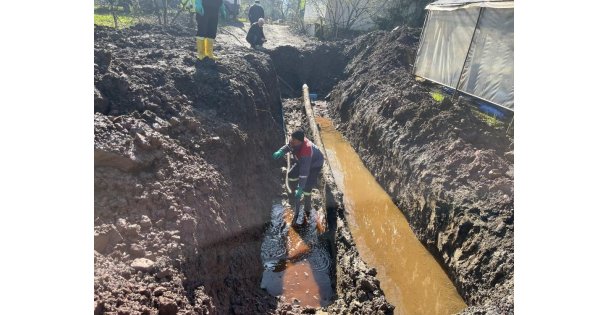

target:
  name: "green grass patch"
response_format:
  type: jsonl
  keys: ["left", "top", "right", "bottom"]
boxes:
{"left": 430, "top": 91, "right": 445, "bottom": 102}
{"left": 472, "top": 109, "right": 505, "bottom": 128}
{"left": 94, "top": 13, "right": 136, "bottom": 28}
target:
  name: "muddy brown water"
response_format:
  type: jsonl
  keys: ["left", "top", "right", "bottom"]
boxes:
{"left": 260, "top": 203, "right": 333, "bottom": 308}
{"left": 317, "top": 116, "right": 467, "bottom": 315}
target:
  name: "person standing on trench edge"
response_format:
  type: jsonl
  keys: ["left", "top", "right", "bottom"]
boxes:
{"left": 272, "top": 129, "right": 325, "bottom": 227}
{"left": 194, "top": 0, "right": 227, "bottom": 61}
{"left": 248, "top": 0, "right": 265, "bottom": 25}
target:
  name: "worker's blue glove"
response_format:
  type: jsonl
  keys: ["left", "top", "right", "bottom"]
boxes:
{"left": 220, "top": 3, "right": 227, "bottom": 19}
{"left": 195, "top": 0, "right": 203, "bottom": 15}
{"left": 272, "top": 149, "right": 285, "bottom": 160}
{"left": 295, "top": 187, "right": 303, "bottom": 199}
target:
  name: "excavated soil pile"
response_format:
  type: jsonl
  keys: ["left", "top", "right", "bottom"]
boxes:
{"left": 328, "top": 27, "right": 514, "bottom": 314}
{"left": 94, "top": 23, "right": 393, "bottom": 315}
{"left": 94, "top": 24, "right": 286, "bottom": 314}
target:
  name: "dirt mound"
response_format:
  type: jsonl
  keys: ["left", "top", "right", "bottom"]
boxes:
{"left": 328, "top": 27, "right": 514, "bottom": 314}
{"left": 94, "top": 24, "right": 285, "bottom": 314}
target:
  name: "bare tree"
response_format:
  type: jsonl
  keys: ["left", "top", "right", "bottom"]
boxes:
{"left": 303, "top": 0, "right": 377, "bottom": 38}
{"left": 371, "top": 0, "right": 431, "bottom": 29}
{"left": 163, "top": 0, "right": 169, "bottom": 25}
{"left": 106, "top": 0, "right": 120, "bottom": 28}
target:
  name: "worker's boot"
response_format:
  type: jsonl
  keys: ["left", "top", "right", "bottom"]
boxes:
{"left": 205, "top": 38, "right": 218, "bottom": 60}
{"left": 303, "top": 194, "right": 312, "bottom": 224}
{"left": 291, "top": 198, "right": 304, "bottom": 228}
{"left": 196, "top": 37, "right": 206, "bottom": 60}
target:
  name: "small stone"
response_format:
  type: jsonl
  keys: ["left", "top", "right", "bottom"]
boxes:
{"left": 156, "top": 269, "right": 173, "bottom": 279}
{"left": 116, "top": 218, "right": 128, "bottom": 232}
{"left": 153, "top": 286, "right": 166, "bottom": 296}
{"left": 129, "top": 244, "right": 146, "bottom": 258}
{"left": 125, "top": 224, "right": 141, "bottom": 238}
{"left": 140, "top": 215, "right": 152, "bottom": 229}
{"left": 488, "top": 169, "right": 502, "bottom": 178}
{"left": 145, "top": 251, "right": 156, "bottom": 260}
{"left": 94, "top": 232, "right": 109, "bottom": 253}
{"left": 158, "top": 296, "right": 178, "bottom": 315}
{"left": 130, "top": 258, "right": 155, "bottom": 272}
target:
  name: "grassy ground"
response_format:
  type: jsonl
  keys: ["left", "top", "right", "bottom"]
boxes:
{"left": 94, "top": 6, "right": 136, "bottom": 28}
{"left": 94, "top": 13, "right": 136, "bottom": 28}
{"left": 472, "top": 109, "right": 507, "bottom": 129}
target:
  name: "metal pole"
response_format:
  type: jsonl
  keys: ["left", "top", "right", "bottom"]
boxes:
{"left": 412, "top": 9, "right": 430, "bottom": 76}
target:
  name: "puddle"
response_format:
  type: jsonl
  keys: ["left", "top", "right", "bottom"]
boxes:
{"left": 260, "top": 203, "right": 333, "bottom": 308}
{"left": 317, "top": 116, "right": 467, "bottom": 315}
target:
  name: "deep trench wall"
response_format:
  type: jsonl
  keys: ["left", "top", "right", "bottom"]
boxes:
{"left": 268, "top": 44, "right": 348, "bottom": 98}
{"left": 94, "top": 24, "right": 285, "bottom": 314}
{"left": 327, "top": 28, "right": 515, "bottom": 314}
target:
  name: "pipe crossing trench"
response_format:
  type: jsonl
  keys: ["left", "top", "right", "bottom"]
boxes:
{"left": 260, "top": 86, "right": 467, "bottom": 314}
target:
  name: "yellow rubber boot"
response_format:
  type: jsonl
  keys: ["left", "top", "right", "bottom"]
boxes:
{"left": 205, "top": 38, "right": 218, "bottom": 60}
{"left": 196, "top": 37, "right": 206, "bottom": 60}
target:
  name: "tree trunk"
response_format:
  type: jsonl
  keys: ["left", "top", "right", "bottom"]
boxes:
{"left": 163, "top": 0, "right": 168, "bottom": 26}
{"left": 154, "top": 0, "right": 162, "bottom": 24}
{"left": 110, "top": 2, "right": 119, "bottom": 28}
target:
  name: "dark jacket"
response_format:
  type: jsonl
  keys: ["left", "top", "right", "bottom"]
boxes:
{"left": 246, "top": 22, "right": 265, "bottom": 46}
{"left": 248, "top": 3, "right": 264, "bottom": 24}
{"left": 203, "top": 0, "right": 223, "bottom": 9}
{"left": 279, "top": 138, "right": 324, "bottom": 189}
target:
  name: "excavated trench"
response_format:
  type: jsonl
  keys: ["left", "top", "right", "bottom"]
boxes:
{"left": 94, "top": 23, "right": 513, "bottom": 315}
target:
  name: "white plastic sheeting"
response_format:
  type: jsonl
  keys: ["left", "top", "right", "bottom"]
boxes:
{"left": 414, "top": 2, "right": 514, "bottom": 110}
{"left": 427, "top": 0, "right": 514, "bottom": 10}
{"left": 414, "top": 8, "right": 480, "bottom": 89}
{"left": 458, "top": 8, "right": 514, "bottom": 109}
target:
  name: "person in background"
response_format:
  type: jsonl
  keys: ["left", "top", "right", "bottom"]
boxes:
{"left": 248, "top": 0, "right": 265, "bottom": 25}
{"left": 246, "top": 18, "right": 267, "bottom": 49}
{"left": 272, "top": 129, "right": 325, "bottom": 227}
{"left": 194, "top": 0, "right": 227, "bottom": 61}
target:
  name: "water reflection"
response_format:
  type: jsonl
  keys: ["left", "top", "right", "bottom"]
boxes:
{"left": 317, "top": 116, "right": 466, "bottom": 315}
{"left": 260, "top": 203, "right": 333, "bottom": 307}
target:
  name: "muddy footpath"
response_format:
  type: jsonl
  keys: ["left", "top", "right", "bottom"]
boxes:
{"left": 95, "top": 22, "right": 513, "bottom": 315}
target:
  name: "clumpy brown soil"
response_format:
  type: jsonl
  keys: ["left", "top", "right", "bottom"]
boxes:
{"left": 95, "top": 20, "right": 514, "bottom": 315}
{"left": 94, "top": 23, "right": 388, "bottom": 315}
{"left": 94, "top": 23, "right": 286, "bottom": 314}
{"left": 327, "top": 27, "right": 514, "bottom": 314}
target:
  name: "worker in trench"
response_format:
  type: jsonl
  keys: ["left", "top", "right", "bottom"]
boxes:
{"left": 272, "top": 129, "right": 325, "bottom": 227}
{"left": 193, "top": 0, "right": 227, "bottom": 61}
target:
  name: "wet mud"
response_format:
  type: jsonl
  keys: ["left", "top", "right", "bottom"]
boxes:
{"left": 94, "top": 21, "right": 513, "bottom": 315}
{"left": 94, "top": 23, "right": 285, "bottom": 314}
{"left": 260, "top": 203, "right": 333, "bottom": 308}
{"left": 327, "top": 27, "right": 514, "bottom": 314}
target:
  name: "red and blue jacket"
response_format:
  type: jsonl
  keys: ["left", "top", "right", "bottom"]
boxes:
{"left": 279, "top": 137, "right": 324, "bottom": 188}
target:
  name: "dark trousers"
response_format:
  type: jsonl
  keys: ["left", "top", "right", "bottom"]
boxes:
{"left": 288, "top": 164, "right": 322, "bottom": 214}
{"left": 196, "top": 6, "right": 220, "bottom": 38}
